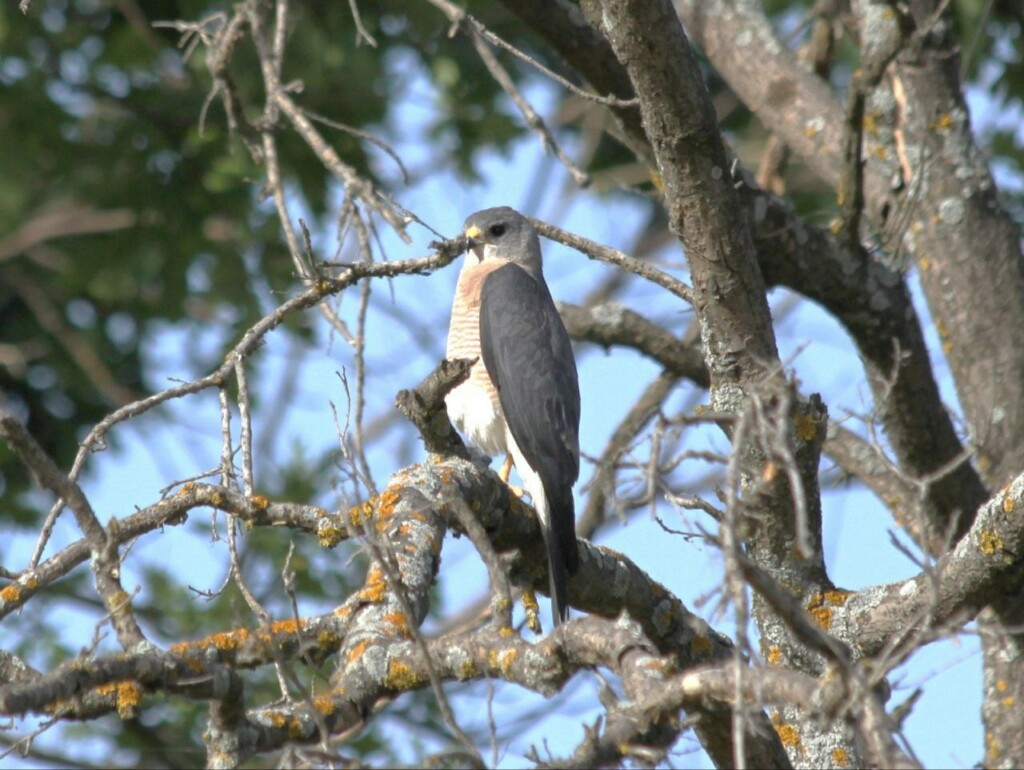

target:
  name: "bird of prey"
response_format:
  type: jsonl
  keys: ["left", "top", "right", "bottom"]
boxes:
{"left": 445, "top": 206, "right": 581, "bottom": 626}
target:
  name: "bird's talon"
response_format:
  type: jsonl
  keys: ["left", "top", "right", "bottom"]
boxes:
{"left": 498, "top": 454, "right": 514, "bottom": 483}
{"left": 522, "top": 587, "right": 543, "bottom": 634}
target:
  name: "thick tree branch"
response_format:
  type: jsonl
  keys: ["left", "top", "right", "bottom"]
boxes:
{"left": 588, "top": 1, "right": 777, "bottom": 387}
{"left": 841, "top": 471, "right": 1024, "bottom": 658}
{"left": 558, "top": 301, "right": 707, "bottom": 387}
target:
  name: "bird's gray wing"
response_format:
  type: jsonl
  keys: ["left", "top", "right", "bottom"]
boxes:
{"left": 479, "top": 262, "right": 580, "bottom": 574}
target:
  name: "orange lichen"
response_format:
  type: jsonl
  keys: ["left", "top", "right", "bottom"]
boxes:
{"left": 250, "top": 494, "right": 270, "bottom": 510}
{"left": 808, "top": 590, "right": 849, "bottom": 609}
{"left": 774, "top": 723, "right": 801, "bottom": 748}
{"left": 832, "top": 747, "right": 851, "bottom": 767}
{"left": 809, "top": 606, "right": 833, "bottom": 630}
{"left": 496, "top": 649, "right": 517, "bottom": 674}
{"left": 806, "top": 592, "right": 842, "bottom": 631}
{"left": 996, "top": 679, "right": 1008, "bottom": 693}
{"left": 457, "top": 659, "right": 477, "bottom": 680}
{"left": 643, "top": 655, "right": 667, "bottom": 671}
{"left": 312, "top": 695, "right": 337, "bottom": 716}
{"left": 1003, "top": 496, "right": 1016, "bottom": 514}
{"left": 766, "top": 646, "right": 783, "bottom": 666}
{"left": 498, "top": 626, "right": 515, "bottom": 638}
{"left": 177, "top": 482, "right": 196, "bottom": 495}
{"left": 794, "top": 413, "right": 818, "bottom": 441}
{"left": 377, "top": 488, "right": 402, "bottom": 522}
{"left": 317, "top": 523, "right": 345, "bottom": 549}
{"left": 986, "top": 730, "right": 1001, "bottom": 759}
{"left": 316, "top": 630, "right": 342, "bottom": 650}
{"left": 979, "top": 530, "right": 1005, "bottom": 555}
{"left": 386, "top": 659, "right": 426, "bottom": 690}
{"left": 96, "top": 680, "right": 143, "bottom": 719}
{"left": 107, "top": 589, "right": 133, "bottom": 615}
{"left": 265, "top": 710, "right": 288, "bottom": 728}
{"left": 346, "top": 500, "right": 374, "bottom": 529}
{"left": 114, "top": 681, "right": 142, "bottom": 718}
{"left": 269, "top": 618, "right": 305, "bottom": 635}
{"left": 169, "top": 641, "right": 206, "bottom": 672}
{"left": 1003, "top": 696, "right": 1015, "bottom": 708}
{"left": 347, "top": 640, "right": 370, "bottom": 665}
{"left": 357, "top": 566, "right": 387, "bottom": 603}
{"left": 0, "top": 584, "right": 21, "bottom": 603}
{"left": 930, "top": 114, "right": 954, "bottom": 131}
{"left": 486, "top": 648, "right": 518, "bottom": 675}
{"left": 383, "top": 612, "right": 411, "bottom": 637}
{"left": 212, "top": 629, "right": 249, "bottom": 651}
{"left": 691, "top": 635, "right": 713, "bottom": 657}
{"left": 824, "top": 590, "right": 851, "bottom": 606}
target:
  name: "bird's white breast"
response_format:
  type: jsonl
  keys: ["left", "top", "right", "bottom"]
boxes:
{"left": 445, "top": 378, "right": 507, "bottom": 456}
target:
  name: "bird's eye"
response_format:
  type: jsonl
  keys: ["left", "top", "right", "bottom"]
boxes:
{"left": 488, "top": 224, "right": 506, "bottom": 238}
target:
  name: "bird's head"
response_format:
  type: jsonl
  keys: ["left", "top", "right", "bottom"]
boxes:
{"left": 463, "top": 206, "right": 543, "bottom": 277}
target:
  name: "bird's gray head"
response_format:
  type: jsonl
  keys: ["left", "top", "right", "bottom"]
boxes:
{"left": 463, "top": 206, "right": 543, "bottom": 277}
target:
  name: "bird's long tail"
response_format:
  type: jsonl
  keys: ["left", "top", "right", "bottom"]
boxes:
{"left": 546, "top": 528, "right": 570, "bottom": 625}
{"left": 538, "top": 486, "right": 579, "bottom": 627}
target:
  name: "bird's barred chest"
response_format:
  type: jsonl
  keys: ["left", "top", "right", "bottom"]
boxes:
{"left": 445, "top": 258, "right": 510, "bottom": 456}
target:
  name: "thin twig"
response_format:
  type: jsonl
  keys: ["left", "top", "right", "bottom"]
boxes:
{"left": 466, "top": 25, "right": 589, "bottom": 186}
{"left": 529, "top": 218, "right": 694, "bottom": 304}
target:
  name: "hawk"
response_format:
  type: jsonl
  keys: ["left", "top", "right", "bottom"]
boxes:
{"left": 445, "top": 206, "right": 581, "bottom": 626}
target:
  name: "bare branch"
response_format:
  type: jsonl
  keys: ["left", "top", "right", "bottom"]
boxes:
{"left": 0, "top": 407, "right": 146, "bottom": 650}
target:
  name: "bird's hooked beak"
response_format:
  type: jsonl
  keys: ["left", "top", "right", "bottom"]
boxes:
{"left": 464, "top": 224, "right": 485, "bottom": 262}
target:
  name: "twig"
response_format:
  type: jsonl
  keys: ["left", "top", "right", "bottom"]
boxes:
{"left": 529, "top": 218, "right": 694, "bottom": 304}
{"left": 0, "top": 408, "right": 146, "bottom": 650}
{"left": 465, "top": 24, "right": 589, "bottom": 186}
{"left": 346, "top": 0, "right": 377, "bottom": 47}
{"left": 425, "top": 0, "right": 638, "bottom": 109}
